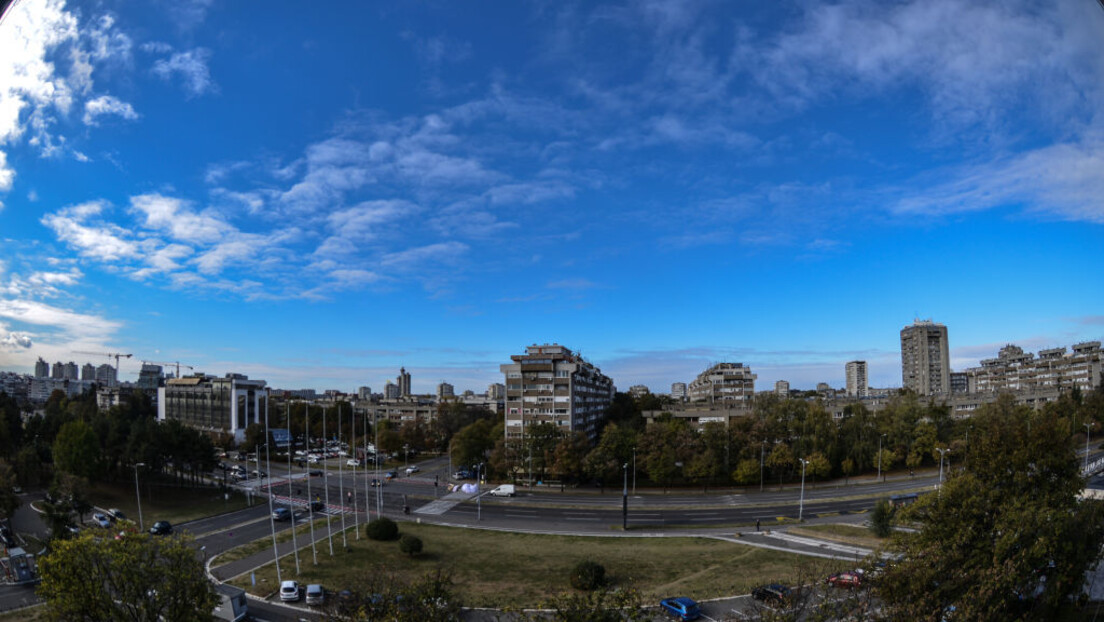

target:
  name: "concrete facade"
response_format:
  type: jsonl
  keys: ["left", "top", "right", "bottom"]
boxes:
{"left": 157, "top": 374, "right": 268, "bottom": 443}
{"left": 901, "top": 319, "right": 951, "bottom": 396}
{"left": 845, "top": 360, "right": 868, "bottom": 398}
{"left": 688, "top": 362, "right": 757, "bottom": 404}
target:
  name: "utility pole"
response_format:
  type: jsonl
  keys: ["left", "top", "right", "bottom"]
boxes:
{"left": 798, "top": 458, "right": 810, "bottom": 522}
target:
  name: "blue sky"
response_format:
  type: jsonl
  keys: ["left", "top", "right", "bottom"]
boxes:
{"left": 0, "top": 0, "right": 1102, "bottom": 394}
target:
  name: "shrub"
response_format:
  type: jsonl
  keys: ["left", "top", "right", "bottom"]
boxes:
{"left": 399, "top": 534, "right": 423, "bottom": 557}
{"left": 569, "top": 560, "right": 606, "bottom": 591}
{"left": 366, "top": 517, "right": 399, "bottom": 541}
{"left": 870, "top": 498, "right": 893, "bottom": 538}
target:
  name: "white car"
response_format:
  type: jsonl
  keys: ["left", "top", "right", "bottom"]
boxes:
{"left": 405, "top": 465, "right": 420, "bottom": 475}
{"left": 346, "top": 458, "right": 361, "bottom": 467}
{"left": 92, "top": 512, "right": 112, "bottom": 528}
{"left": 279, "top": 580, "right": 300, "bottom": 602}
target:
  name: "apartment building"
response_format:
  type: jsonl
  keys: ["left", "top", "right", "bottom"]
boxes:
{"left": 437, "top": 382, "right": 455, "bottom": 399}
{"left": 966, "top": 341, "right": 1103, "bottom": 394}
{"left": 157, "top": 373, "right": 268, "bottom": 442}
{"left": 688, "top": 362, "right": 757, "bottom": 405}
{"left": 501, "top": 343, "right": 615, "bottom": 442}
{"left": 845, "top": 360, "right": 868, "bottom": 398}
{"left": 901, "top": 319, "right": 951, "bottom": 395}
{"left": 775, "top": 380, "right": 790, "bottom": 397}
{"left": 671, "top": 382, "right": 687, "bottom": 401}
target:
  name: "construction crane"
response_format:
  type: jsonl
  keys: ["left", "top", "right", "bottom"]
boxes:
{"left": 73, "top": 351, "right": 133, "bottom": 377}
{"left": 142, "top": 361, "right": 194, "bottom": 379}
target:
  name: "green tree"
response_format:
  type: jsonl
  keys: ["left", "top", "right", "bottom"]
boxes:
{"left": 840, "top": 457, "right": 855, "bottom": 485}
{"left": 879, "top": 395, "right": 1104, "bottom": 620}
{"left": 325, "top": 569, "right": 461, "bottom": 622}
{"left": 869, "top": 498, "right": 893, "bottom": 538}
{"left": 552, "top": 431, "right": 591, "bottom": 487}
{"left": 531, "top": 586, "right": 651, "bottom": 622}
{"left": 804, "top": 451, "right": 830, "bottom": 488}
{"left": 766, "top": 443, "right": 794, "bottom": 488}
{"left": 38, "top": 530, "right": 216, "bottom": 621}
{"left": 732, "top": 458, "right": 760, "bottom": 486}
{"left": 0, "top": 460, "right": 20, "bottom": 521}
{"left": 52, "top": 420, "right": 100, "bottom": 481}
{"left": 399, "top": 534, "right": 423, "bottom": 556}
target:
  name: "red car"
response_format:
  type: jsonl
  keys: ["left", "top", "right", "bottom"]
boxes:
{"left": 827, "top": 571, "right": 863, "bottom": 588}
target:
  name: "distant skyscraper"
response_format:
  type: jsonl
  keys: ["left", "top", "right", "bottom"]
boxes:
{"left": 81, "top": 363, "right": 96, "bottom": 381}
{"left": 95, "top": 364, "right": 117, "bottom": 387}
{"left": 775, "top": 380, "right": 789, "bottom": 397}
{"left": 671, "top": 382, "right": 687, "bottom": 401}
{"left": 384, "top": 380, "right": 400, "bottom": 399}
{"left": 845, "top": 361, "right": 868, "bottom": 398}
{"left": 34, "top": 358, "right": 48, "bottom": 378}
{"left": 900, "top": 319, "right": 951, "bottom": 395}
{"left": 137, "top": 364, "right": 163, "bottom": 392}
{"left": 357, "top": 386, "right": 372, "bottom": 400}
{"left": 62, "top": 361, "right": 78, "bottom": 380}
{"left": 487, "top": 383, "right": 505, "bottom": 399}
{"left": 501, "top": 343, "right": 614, "bottom": 442}
{"left": 397, "top": 367, "right": 411, "bottom": 397}
{"left": 437, "top": 382, "right": 454, "bottom": 398}
{"left": 52, "top": 361, "right": 64, "bottom": 379}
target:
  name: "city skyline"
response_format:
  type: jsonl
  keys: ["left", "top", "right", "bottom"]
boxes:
{"left": 1, "top": 1, "right": 1102, "bottom": 394}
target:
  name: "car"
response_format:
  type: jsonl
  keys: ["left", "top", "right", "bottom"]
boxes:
{"left": 385, "top": 470, "right": 397, "bottom": 480}
{"left": 309, "top": 500, "right": 325, "bottom": 513}
{"left": 827, "top": 571, "right": 863, "bottom": 588}
{"left": 305, "top": 583, "right": 324, "bottom": 606}
{"left": 106, "top": 508, "right": 127, "bottom": 522}
{"left": 490, "top": 484, "right": 516, "bottom": 497}
{"left": 370, "top": 479, "right": 383, "bottom": 487}
{"left": 272, "top": 507, "right": 292, "bottom": 521}
{"left": 309, "top": 469, "right": 324, "bottom": 477}
{"left": 405, "top": 465, "right": 420, "bottom": 475}
{"left": 149, "top": 521, "right": 173, "bottom": 536}
{"left": 659, "top": 597, "right": 702, "bottom": 621}
{"left": 279, "top": 580, "right": 300, "bottom": 602}
{"left": 453, "top": 470, "right": 472, "bottom": 480}
{"left": 92, "top": 512, "right": 112, "bottom": 528}
{"left": 0, "top": 526, "right": 15, "bottom": 547}
{"left": 346, "top": 458, "right": 361, "bottom": 467}
{"left": 752, "top": 583, "right": 792, "bottom": 605}
{"left": 251, "top": 469, "right": 267, "bottom": 478}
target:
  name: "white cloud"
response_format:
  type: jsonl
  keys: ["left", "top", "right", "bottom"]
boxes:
{"left": 0, "top": 298, "right": 120, "bottom": 343}
{"left": 41, "top": 200, "right": 139, "bottom": 262}
{"left": 0, "top": 151, "right": 12, "bottom": 192}
{"left": 0, "top": 331, "right": 32, "bottom": 350}
{"left": 152, "top": 48, "right": 216, "bottom": 97}
{"left": 380, "top": 242, "right": 468, "bottom": 272}
{"left": 82, "top": 94, "right": 138, "bottom": 125}
{"left": 130, "top": 193, "right": 232, "bottom": 243}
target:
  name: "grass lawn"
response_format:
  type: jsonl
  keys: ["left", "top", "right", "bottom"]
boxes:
{"left": 228, "top": 523, "right": 828, "bottom": 608}
{"left": 787, "top": 524, "right": 886, "bottom": 550}
{"left": 0, "top": 605, "right": 45, "bottom": 621}
{"left": 88, "top": 481, "right": 251, "bottom": 526}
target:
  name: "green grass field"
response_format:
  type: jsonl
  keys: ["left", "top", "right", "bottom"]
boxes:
{"left": 226, "top": 523, "right": 834, "bottom": 608}
{"left": 88, "top": 481, "right": 252, "bottom": 526}
{"left": 787, "top": 523, "right": 886, "bottom": 550}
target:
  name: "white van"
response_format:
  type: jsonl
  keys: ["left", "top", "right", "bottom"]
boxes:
{"left": 489, "top": 484, "right": 516, "bottom": 497}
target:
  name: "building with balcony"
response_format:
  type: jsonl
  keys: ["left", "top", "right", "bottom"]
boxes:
{"left": 671, "top": 382, "right": 687, "bottom": 401}
{"left": 775, "top": 380, "right": 790, "bottom": 397}
{"left": 901, "top": 319, "right": 951, "bottom": 395}
{"left": 965, "top": 341, "right": 1102, "bottom": 395}
{"left": 157, "top": 373, "right": 268, "bottom": 443}
{"left": 688, "top": 362, "right": 757, "bottom": 405}
{"left": 501, "top": 343, "right": 615, "bottom": 443}
{"left": 845, "top": 360, "right": 868, "bottom": 398}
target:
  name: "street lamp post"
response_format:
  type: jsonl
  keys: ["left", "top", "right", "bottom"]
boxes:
{"left": 632, "top": 446, "right": 637, "bottom": 495}
{"left": 1085, "top": 423, "right": 1093, "bottom": 472}
{"left": 877, "top": 433, "right": 886, "bottom": 483}
{"left": 936, "top": 447, "right": 950, "bottom": 494}
{"left": 798, "top": 458, "right": 810, "bottom": 522}
{"left": 476, "top": 463, "right": 484, "bottom": 521}
{"left": 622, "top": 462, "right": 628, "bottom": 530}
{"left": 133, "top": 462, "right": 146, "bottom": 531}
{"left": 759, "top": 441, "right": 765, "bottom": 493}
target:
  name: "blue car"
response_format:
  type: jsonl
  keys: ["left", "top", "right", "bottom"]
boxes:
{"left": 660, "top": 597, "right": 701, "bottom": 621}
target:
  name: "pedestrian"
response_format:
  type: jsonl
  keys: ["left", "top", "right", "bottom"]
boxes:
{"left": 756, "top": 519, "right": 760, "bottom": 532}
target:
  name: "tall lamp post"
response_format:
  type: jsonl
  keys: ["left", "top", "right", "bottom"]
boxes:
{"left": 936, "top": 447, "right": 950, "bottom": 494}
{"left": 798, "top": 458, "right": 810, "bottom": 522}
{"left": 476, "top": 463, "right": 485, "bottom": 521}
{"left": 632, "top": 446, "right": 637, "bottom": 495}
{"left": 759, "top": 441, "right": 765, "bottom": 493}
{"left": 877, "top": 433, "right": 886, "bottom": 483}
{"left": 622, "top": 462, "right": 629, "bottom": 530}
{"left": 133, "top": 462, "right": 146, "bottom": 531}
{"left": 1085, "top": 423, "right": 1093, "bottom": 472}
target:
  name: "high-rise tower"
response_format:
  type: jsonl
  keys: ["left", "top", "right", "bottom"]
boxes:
{"left": 900, "top": 319, "right": 951, "bottom": 395}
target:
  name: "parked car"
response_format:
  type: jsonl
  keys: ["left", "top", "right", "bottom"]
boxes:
{"left": 272, "top": 507, "right": 292, "bottom": 522}
{"left": 346, "top": 458, "right": 361, "bottom": 467}
{"left": 370, "top": 479, "right": 383, "bottom": 487}
{"left": 659, "top": 597, "right": 702, "bottom": 621}
{"left": 149, "top": 521, "right": 173, "bottom": 536}
{"left": 279, "top": 580, "right": 300, "bottom": 602}
{"left": 106, "top": 508, "right": 127, "bottom": 522}
{"left": 309, "top": 469, "right": 324, "bottom": 477}
{"left": 752, "top": 584, "right": 792, "bottom": 605}
{"left": 405, "top": 465, "right": 420, "bottom": 475}
{"left": 251, "top": 469, "right": 266, "bottom": 478}
{"left": 92, "top": 512, "right": 112, "bottom": 528}
{"left": 827, "top": 571, "right": 863, "bottom": 588}
{"left": 305, "top": 583, "right": 324, "bottom": 606}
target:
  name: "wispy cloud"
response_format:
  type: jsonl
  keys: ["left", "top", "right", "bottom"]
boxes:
{"left": 82, "top": 95, "right": 139, "bottom": 125}
{"left": 152, "top": 48, "right": 216, "bottom": 97}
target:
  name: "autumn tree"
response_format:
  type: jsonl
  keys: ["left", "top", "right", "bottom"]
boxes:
{"left": 38, "top": 530, "right": 216, "bottom": 621}
{"left": 878, "top": 395, "right": 1104, "bottom": 620}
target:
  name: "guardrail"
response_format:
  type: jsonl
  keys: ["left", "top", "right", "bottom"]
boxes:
{"left": 1081, "top": 456, "right": 1104, "bottom": 478}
